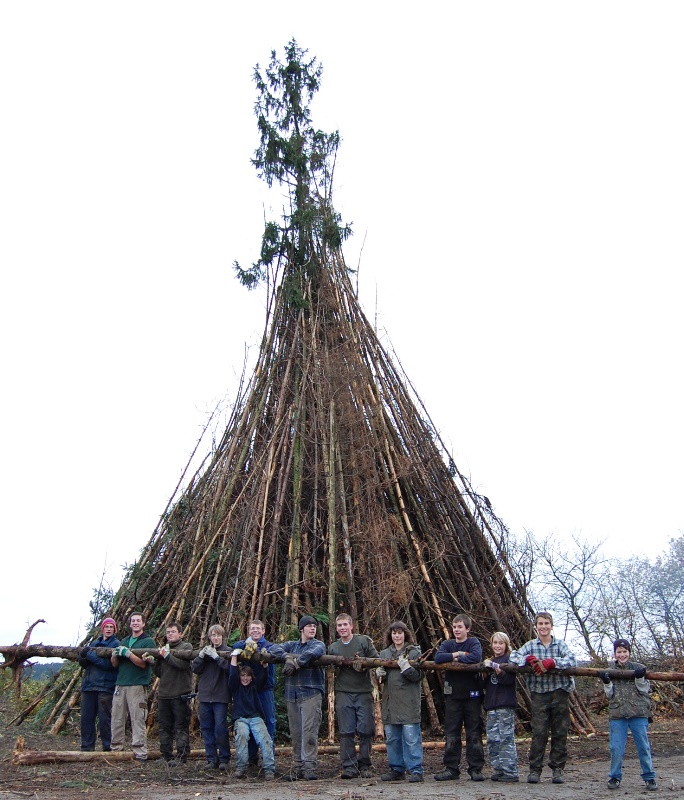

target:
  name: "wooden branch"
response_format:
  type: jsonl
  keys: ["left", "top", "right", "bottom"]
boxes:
{"left": 4, "top": 644, "right": 684, "bottom": 682}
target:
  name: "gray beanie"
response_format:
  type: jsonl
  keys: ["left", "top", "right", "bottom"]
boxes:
{"left": 298, "top": 615, "right": 317, "bottom": 630}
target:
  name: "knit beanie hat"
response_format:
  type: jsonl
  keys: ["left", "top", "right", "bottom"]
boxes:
{"left": 613, "top": 638, "right": 631, "bottom": 653}
{"left": 298, "top": 615, "right": 317, "bottom": 630}
{"left": 101, "top": 617, "right": 117, "bottom": 632}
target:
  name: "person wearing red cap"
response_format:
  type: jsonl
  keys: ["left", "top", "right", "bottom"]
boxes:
{"left": 78, "top": 618, "right": 120, "bottom": 751}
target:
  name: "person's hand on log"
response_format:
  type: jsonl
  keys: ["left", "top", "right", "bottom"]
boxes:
{"left": 243, "top": 637, "right": 258, "bottom": 660}
{"left": 282, "top": 653, "right": 300, "bottom": 676}
{"left": 352, "top": 656, "right": 364, "bottom": 672}
{"left": 231, "top": 648, "right": 244, "bottom": 657}
{"left": 141, "top": 653, "right": 155, "bottom": 664}
{"left": 116, "top": 645, "right": 131, "bottom": 659}
{"left": 598, "top": 671, "right": 612, "bottom": 684}
{"left": 633, "top": 666, "right": 647, "bottom": 679}
{"left": 258, "top": 647, "right": 271, "bottom": 660}
{"left": 375, "top": 666, "right": 386, "bottom": 682}
{"left": 397, "top": 654, "right": 411, "bottom": 673}
{"left": 525, "top": 654, "right": 539, "bottom": 669}
{"left": 205, "top": 645, "right": 220, "bottom": 661}
{"left": 159, "top": 645, "right": 171, "bottom": 660}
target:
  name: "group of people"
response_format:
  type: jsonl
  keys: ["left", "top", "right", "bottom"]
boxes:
{"left": 78, "top": 610, "right": 658, "bottom": 790}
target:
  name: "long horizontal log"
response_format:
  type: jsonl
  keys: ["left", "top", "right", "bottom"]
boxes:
{"left": 2, "top": 643, "right": 683, "bottom": 682}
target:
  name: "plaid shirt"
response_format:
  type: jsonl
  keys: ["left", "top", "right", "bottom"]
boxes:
{"left": 268, "top": 637, "right": 326, "bottom": 702}
{"left": 509, "top": 635, "right": 576, "bottom": 694}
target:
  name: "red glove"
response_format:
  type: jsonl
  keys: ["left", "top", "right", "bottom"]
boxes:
{"left": 532, "top": 660, "right": 546, "bottom": 675}
{"left": 541, "top": 658, "right": 555, "bottom": 671}
{"left": 525, "top": 655, "right": 539, "bottom": 666}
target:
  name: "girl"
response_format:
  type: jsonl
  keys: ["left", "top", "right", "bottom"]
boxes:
{"left": 483, "top": 631, "right": 519, "bottom": 782}
{"left": 376, "top": 621, "right": 424, "bottom": 782}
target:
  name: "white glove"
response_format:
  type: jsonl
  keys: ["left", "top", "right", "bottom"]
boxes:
{"left": 160, "top": 645, "right": 171, "bottom": 659}
{"left": 231, "top": 648, "right": 244, "bottom": 657}
{"left": 141, "top": 652, "right": 155, "bottom": 664}
{"left": 375, "top": 666, "right": 387, "bottom": 680}
{"left": 198, "top": 645, "right": 209, "bottom": 658}
{"left": 483, "top": 659, "right": 493, "bottom": 669}
{"left": 205, "top": 645, "right": 219, "bottom": 661}
{"left": 397, "top": 654, "right": 411, "bottom": 673}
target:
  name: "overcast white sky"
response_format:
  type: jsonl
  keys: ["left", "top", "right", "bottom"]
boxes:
{"left": 1, "top": 2, "right": 682, "bottom": 649}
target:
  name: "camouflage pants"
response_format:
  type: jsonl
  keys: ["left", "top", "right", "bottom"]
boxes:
{"left": 486, "top": 708, "right": 519, "bottom": 777}
{"left": 528, "top": 689, "right": 570, "bottom": 773}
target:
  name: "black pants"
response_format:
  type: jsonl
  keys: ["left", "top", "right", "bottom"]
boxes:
{"left": 81, "top": 690, "right": 113, "bottom": 751}
{"left": 158, "top": 696, "right": 191, "bottom": 762}
{"left": 443, "top": 696, "right": 485, "bottom": 774}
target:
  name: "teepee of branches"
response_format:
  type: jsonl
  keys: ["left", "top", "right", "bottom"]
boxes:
{"left": 42, "top": 41, "right": 591, "bottom": 734}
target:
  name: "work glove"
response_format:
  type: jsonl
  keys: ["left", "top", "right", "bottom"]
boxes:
{"left": 598, "top": 671, "right": 612, "bottom": 684}
{"left": 141, "top": 653, "right": 155, "bottom": 664}
{"left": 159, "top": 645, "right": 171, "bottom": 660}
{"left": 116, "top": 645, "right": 130, "bottom": 658}
{"left": 258, "top": 647, "right": 271, "bottom": 660}
{"left": 243, "top": 637, "right": 258, "bottom": 660}
{"left": 483, "top": 659, "right": 494, "bottom": 669}
{"left": 541, "top": 658, "right": 555, "bottom": 671}
{"left": 531, "top": 660, "right": 547, "bottom": 675}
{"left": 282, "top": 653, "right": 300, "bottom": 676}
{"left": 525, "top": 654, "right": 539, "bottom": 667}
{"left": 231, "top": 648, "right": 244, "bottom": 657}
{"left": 397, "top": 654, "right": 411, "bottom": 673}
{"left": 633, "top": 666, "right": 647, "bottom": 679}
{"left": 375, "top": 666, "right": 386, "bottom": 681}
{"left": 372, "top": 685, "right": 380, "bottom": 703}
{"left": 205, "top": 645, "right": 219, "bottom": 661}
{"left": 352, "top": 657, "right": 364, "bottom": 672}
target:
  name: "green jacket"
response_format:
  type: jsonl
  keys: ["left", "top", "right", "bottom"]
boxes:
{"left": 115, "top": 632, "right": 156, "bottom": 686}
{"left": 379, "top": 644, "right": 422, "bottom": 725}
{"left": 154, "top": 639, "right": 194, "bottom": 698}
{"left": 604, "top": 660, "right": 651, "bottom": 719}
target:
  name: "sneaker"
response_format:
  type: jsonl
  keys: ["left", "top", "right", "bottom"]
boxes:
{"left": 527, "top": 772, "right": 540, "bottom": 783}
{"left": 203, "top": 761, "right": 218, "bottom": 770}
{"left": 498, "top": 774, "right": 520, "bottom": 782}
{"left": 264, "top": 772, "right": 275, "bottom": 781}
{"left": 552, "top": 768, "right": 565, "bottom": 784}
{"left": 381, "top": 770, "right": 405, "bottom": 781}
{"left": 646, "top": 779, "right": 658, "bottom": 791}
{"left": 341, "top": 767, "right": 358, "bottom": 779}
{"left": 408, "top": 773, "right": 424, "bottom": 782}
{"left": 469, "top": 770, "right": 485, "bottom": 782}
{"left": 218, "top": 762, "right": 229, "bottom": 772}
{"left": 434, "top": 769, "right": 459, "bottom": 781}
{"left": 607, "top": 778, "right": 621, "bottom": 789}
{"left": 359, "top": 767, "right": 373, "bottom": 778}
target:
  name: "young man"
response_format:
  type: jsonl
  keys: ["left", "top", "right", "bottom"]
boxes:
{"left": 110, "top": 612, "right": 156, "bottom": 760}
{"left": 232, "top": 619, "right": 275, "bottom": 768}
{"left": 269, "top": 615, "right": 326, "bottom": 781}
{"left": 153, "top": 621, "right": 193, "bottom": 765}
{"left": 78, "top": 617, "right": 120, "bottom": 752}
{"left": 433, "top": 614, "right": 485, "bottom": 781}
{"left": 228, "top": 651, "right": 275, "bottom": 780}
{"left": 601, "top": 638, "right": 657, "bottom": 791}
{"left": 328, "top": 612, "right": 379, "bottom": 778}
{"left": 509, "top": 611, "right": 576, "bottom": 784}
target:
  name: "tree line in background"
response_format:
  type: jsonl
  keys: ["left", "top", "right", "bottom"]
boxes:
{"left": 510, "top": 531, "right": 684, "bottom": 664}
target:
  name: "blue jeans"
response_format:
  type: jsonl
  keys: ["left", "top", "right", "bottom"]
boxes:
{"left": 609, "top": 717, "right": 655, "bottom": 781}
{"left": 199, "top": 701, "right": 230, "bottom": 764}
{"left": 384, "top": 723, "right": 423, "bottom": 775}
{"left": 248, "top": 690, "right": 275, "bottom": 763}
{"left": 235, "top": 717, "right": 275, "bottom": 773}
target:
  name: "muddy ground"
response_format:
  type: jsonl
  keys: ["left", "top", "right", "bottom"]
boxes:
{"left": 4, "top": 722, "right": 684, "bottom": 800}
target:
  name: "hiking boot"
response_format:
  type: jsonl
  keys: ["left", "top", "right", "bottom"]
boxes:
{"left": 381, "top": 770, "right": 405, "bottom": 781}
{"left": 552, "top": 767, "right": 565, "bottom": 784}
{"left": 607, "top": 778, "right": 621, "bottom": 789}
{"left": 434, "top": 769, "right": 459, "bottom": 781}
{"left": 264, "top": 771, "right": 275, "bottom": 781}
{"left": 302, "top": 771, "right": 318, "bottom": 780}
{"left": 341, "top": 767, "right": 358, "bottom": 779}
{"left": 203, "top": 761, "right": 218, "bottom": 770}
{"left": 498, "top": 774, "right": 519, "bottom": 782}
{"left": 646, "top": 779, "right": 658, "bottom": 791}
{"left": 527, "top": 772, "right": 540, "bottom": 783}
{"left": 469, "top": 770, "right": 485, "bottom": 782}
{"left": 234, "top": 766, "right": 248, "bottom": 778}
{"left": 218, "top": 761, "right": 229, "bottom": 772}
{"left": 359, "top": 767, "right": 373, "bottom": 778}
{"left": 283, "top": 769, "right": 303, "bottom": 782}
{"left": 408, "top": 773, "right": 424, "bottom": 782}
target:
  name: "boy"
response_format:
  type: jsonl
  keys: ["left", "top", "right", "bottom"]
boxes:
{"left": 232, "top": 619, "right": 275, "bottom": 768}
{"left": 601, "top": 638, "right": 656, "bottom": 791}
{"left": 78, "top": 617, "right": 119, "bottom": 752}
{"left": 509, "top": 611, "right": 576, "bottom": 784}
{"left": 110, "top": 612, "right": 156, "bottom": 760}
{"left": 269, "top": 615, "right": 326, "bottom": 780}
{"left": 153, "top": 621, "right": 193, "bottom": 764}
{"left": 229, "top": 649, "right": 275, "bottom": 780}
{"left": 433, "top": 613, "right": 485, "bottom": 781}
{"left": 191, "top": 624, "right": 232, "bottom": 770}
{"left": 328, "top": 612, "right": 379, "bottom": 778}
